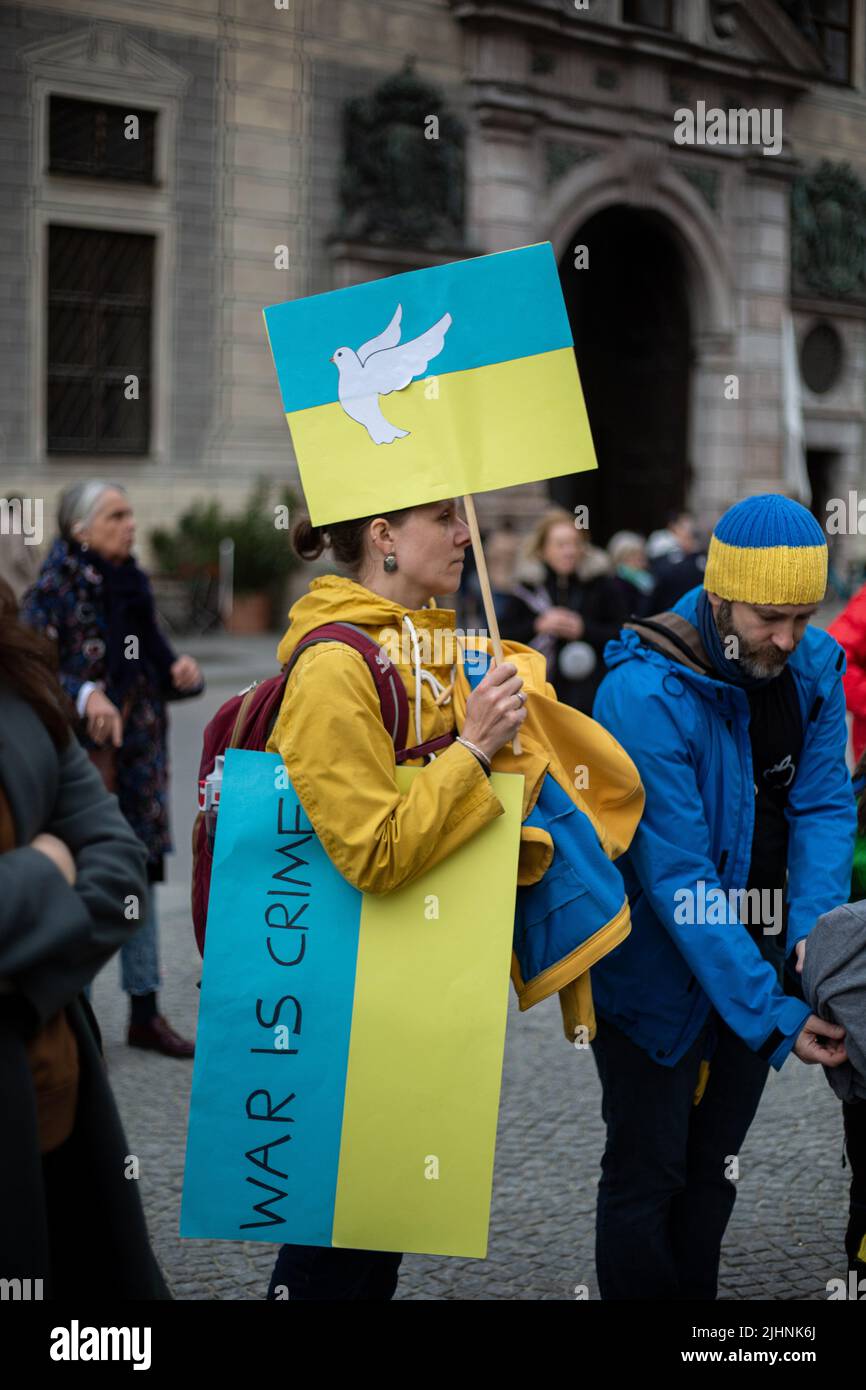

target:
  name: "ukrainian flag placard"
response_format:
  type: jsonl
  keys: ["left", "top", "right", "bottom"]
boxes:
{"left": 263, "top": 242, "right": 597, "bottom": 524}
{"left": 180, "top": 749, "right": 523, "bottom": 1257}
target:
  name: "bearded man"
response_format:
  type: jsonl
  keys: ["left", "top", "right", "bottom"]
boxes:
{"left": 589, "top": 493, "right": 856, "bottom": 1301}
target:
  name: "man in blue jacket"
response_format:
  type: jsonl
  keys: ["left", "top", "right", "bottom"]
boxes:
{"left": 591, "top": 493, "right": 854, "bottom": 1300}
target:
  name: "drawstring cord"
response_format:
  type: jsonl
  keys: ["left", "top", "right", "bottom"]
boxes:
{"left": 401, "top": 613, "right": 456, "bottom": 762}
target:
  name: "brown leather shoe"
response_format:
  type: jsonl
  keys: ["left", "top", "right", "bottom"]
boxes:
{"left": 128, "top": 1015, "right": 195, "bottom": 1058}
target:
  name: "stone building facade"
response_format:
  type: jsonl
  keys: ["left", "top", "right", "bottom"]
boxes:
{"left": 1, "top": 0, "right": 865, "bottom": 559}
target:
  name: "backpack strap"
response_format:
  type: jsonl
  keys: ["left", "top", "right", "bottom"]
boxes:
{"left": 283, "top": 622, "right": 456, "bottom": 762}
{"left": 623, "top": 611, "right": 716, "bottom": 677}
{"left": 229, "top": 683, "right": 262, "bottom": 748}
{"left": 396, "top": 730, "right": 456, "bottom": 763}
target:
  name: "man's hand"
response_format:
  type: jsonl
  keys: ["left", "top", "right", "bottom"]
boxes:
{"left": 171, "top": 655, "right": 202, "bottom": 692}
{"left": 85, "top": 689, "right": 123, "bottom": 747}
{"left": 31, "top": 833, "right": 76, "bottom": 887}
{"left": 793, "top": 1013, "right": 847, "bottom": 1067}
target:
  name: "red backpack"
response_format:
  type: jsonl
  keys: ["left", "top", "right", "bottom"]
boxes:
{"left": 191, "top": 621, "right": 456, "bottom": 956}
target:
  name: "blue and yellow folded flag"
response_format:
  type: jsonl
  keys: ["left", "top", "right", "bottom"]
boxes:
{"left": 263, "top": 242, "right": 597, "bottom": 525}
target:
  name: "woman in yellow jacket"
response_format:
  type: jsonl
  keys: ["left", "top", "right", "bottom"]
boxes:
{"left": 264, "top": 496, "right": 527, "bottom": 1301}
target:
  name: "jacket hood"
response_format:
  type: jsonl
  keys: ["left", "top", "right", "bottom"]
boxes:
{"left": 276, "top": 574, "right": 460, "bottom": 667}
{"left": 602, "top": 582, "right": 844, "bottom": 697}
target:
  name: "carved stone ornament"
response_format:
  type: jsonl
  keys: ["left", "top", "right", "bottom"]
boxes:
{"left": 338, "top": 59, "right": 466, "bottom": 250}
{"left": 681, "top": 166, "right": 720, "bottom": 211}
{"left": 544, "top": 141, "right": 596, "bottom": 188}
{"left": 791, "top": 161, "right": 866, "bottom": 302}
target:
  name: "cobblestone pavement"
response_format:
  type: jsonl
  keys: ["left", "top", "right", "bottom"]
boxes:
{"left": 88, "top": 633, "right": 853, "bottom": 1301}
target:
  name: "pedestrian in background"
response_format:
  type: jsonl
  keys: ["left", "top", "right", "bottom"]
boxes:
{"left": 802, "top": 897, "right": 866, "bottom": 1287}
{"left": 499, "top": 507, "right": 628, "bottom": 713}
{"left": 0, "top": 578, "right": 169, "bottom": 1299}
{"left": 607, "top": 530, "right": 655, "bottom": 619}
{"left": 21, "top": 481, "right": 202, "bottom": 1059}
{"left": 484, "top": 518, "right": 521, "bottom": 623}
{"left": 457, "top": 519, "right": 521, "bottom": 628}
{"left": 0, "top": 492, "right": 43, "bottom": 601}
{"left": 828, "top": 582, "right": 866, "bottom": 763}
{"left": 835, "top": 754, "right": 866, "bottom": 1282}
{"left": 646, "top": 508, "right": 707, "bottom": 611}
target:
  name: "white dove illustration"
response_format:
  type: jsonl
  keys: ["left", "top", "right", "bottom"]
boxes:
{"left": 329, "top": 304, "right": 452, "bottom": 445}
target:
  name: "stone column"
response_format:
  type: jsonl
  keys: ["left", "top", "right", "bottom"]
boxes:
{"left": 728, "top": 160, "right": 796, "bottom": 499}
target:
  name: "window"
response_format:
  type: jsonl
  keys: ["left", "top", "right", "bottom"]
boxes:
{"left": 47, "top": 225, "right": 153, "bottom": 455}
{"left": 622, "top": 0, "right": 673, "bottom": 30}
{"left": 775, "top": 1, "right": 852, "bottom": 82}
{"left": 800, "top": 322, "right": 845, "bottom": 394}
{"left": 49, "top": 95, "right": 157, "bottom": 183}
{"left": 811, "top": 0, "right": 852, "bottom": 81}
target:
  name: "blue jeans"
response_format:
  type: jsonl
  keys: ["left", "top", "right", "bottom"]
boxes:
{"left": 590, "top": 1011, "right": 771, "bottom": 1300}
{"left": 120, "top": 885, "right": 161, "bottom": 997}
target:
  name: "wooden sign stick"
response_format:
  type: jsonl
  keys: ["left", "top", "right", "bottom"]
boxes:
{"left": 462, "top": 493, "right": 523, "bottom": 756}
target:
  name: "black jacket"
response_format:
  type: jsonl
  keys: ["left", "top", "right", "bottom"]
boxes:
{"left": 500, "top": 562, "right": 629, "bottom": 713}
{"left": 649, "top": 549, "right": 706, "bottom": 612}
{"left": 0, "top": 684, "right": 170, "bottom": 1298}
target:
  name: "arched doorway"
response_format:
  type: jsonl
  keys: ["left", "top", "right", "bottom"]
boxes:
{"left": 550, "top": 206, "right": 692, "bottom": 545}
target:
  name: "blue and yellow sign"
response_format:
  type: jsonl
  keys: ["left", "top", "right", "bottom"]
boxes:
{"left": 181, "top": 749, "right": 523, "bottom": 1257}
{"left": 263, "top": 243, "right": 597, "bottom": 524}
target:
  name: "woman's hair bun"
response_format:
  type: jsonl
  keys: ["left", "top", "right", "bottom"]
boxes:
{"left": 291, "top": 515, "right": 327, "bottom": 561}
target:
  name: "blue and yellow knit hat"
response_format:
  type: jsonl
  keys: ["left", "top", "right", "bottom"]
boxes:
{"left": 703, "top": 494, "right": 827, "bottom": 605}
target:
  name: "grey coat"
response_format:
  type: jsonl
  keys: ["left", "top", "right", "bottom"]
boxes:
{"left": 0, "top": 682, "right": 170, "bottom": 1297}
{"left": 802, "top": 901, "right": 866, "bottom": 1103}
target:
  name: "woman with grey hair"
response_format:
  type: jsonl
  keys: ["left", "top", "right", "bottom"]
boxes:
{"left": 606, "top": 530, "right": 656, "bottom": 619}
{"left": 20, "top": 480, "right": 203, "bottom": 1058}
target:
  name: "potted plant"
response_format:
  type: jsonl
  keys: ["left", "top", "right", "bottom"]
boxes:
{"left": 223, "top": 481, "right": 298, "bottom": 633}
{"left": 149, "top": 481, "right": 299, "bottom": 634}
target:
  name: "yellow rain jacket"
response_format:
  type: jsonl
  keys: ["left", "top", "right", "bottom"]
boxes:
{"left": 267, "top": 575, "right": 504, "bottom": 895}
{"left": 267, "top": 574, "right": 644, "bottom": 1039}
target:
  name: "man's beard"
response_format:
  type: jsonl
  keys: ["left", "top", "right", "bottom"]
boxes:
{"left": 714, "top": 600, "right": 789, "bottom": 679}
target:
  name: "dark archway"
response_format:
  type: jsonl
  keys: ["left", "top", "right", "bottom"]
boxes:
{"left": 550, "top": 206, "right": 692, "bottom": 545}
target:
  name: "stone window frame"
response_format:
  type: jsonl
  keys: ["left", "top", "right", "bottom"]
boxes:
{"left": 21, "top": 24, "right": 189, "bottom": 472}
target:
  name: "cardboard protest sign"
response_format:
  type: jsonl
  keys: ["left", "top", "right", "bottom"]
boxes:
{"left": 263, "top": 242, "right": 597, "bottom": 525}
{"left": 180, "top": 749, "right": 523, "bottom": 1258}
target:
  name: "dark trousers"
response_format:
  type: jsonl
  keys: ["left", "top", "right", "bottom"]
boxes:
{"left": 267, "top": 1244, "right": 402, "bottom": 1301}
{"left": 590, "top": 1012, "right": 771, "bottom": 1300}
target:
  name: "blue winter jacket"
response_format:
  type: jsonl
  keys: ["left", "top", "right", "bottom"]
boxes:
{"left": 591, "top": 585, "right": 857, "bottom": 1071}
